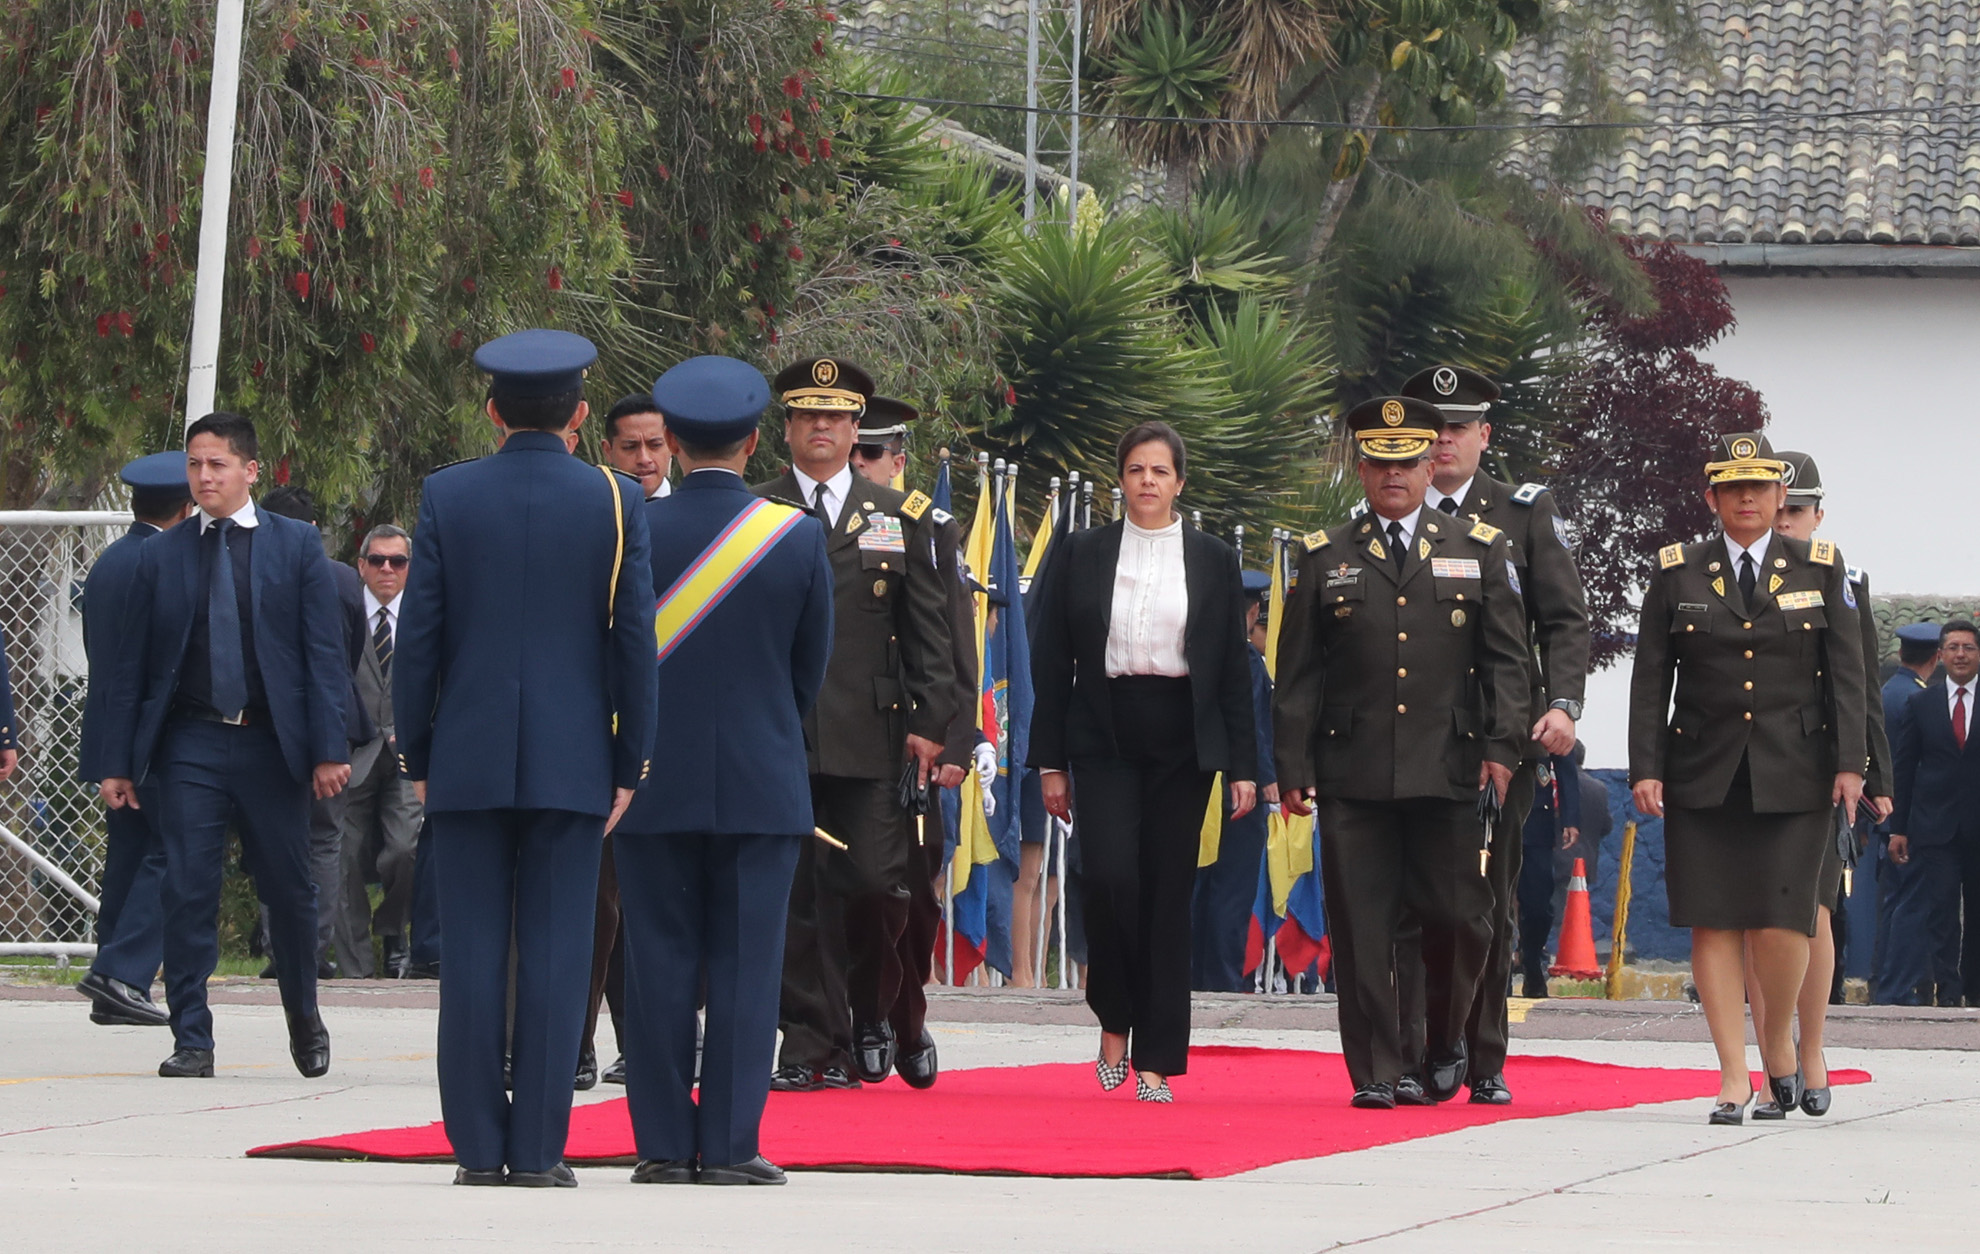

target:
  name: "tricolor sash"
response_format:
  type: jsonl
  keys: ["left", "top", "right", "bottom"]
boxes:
{"left": 653, "top": 499, "right": 805, "bottom": 663}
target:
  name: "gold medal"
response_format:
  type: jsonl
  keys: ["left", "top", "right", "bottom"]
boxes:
{"left": 1451, "top": 608, "right": 1467, "bottom": 627}
{"left": 872, "top": 579, "right": 888, "bottom": 596}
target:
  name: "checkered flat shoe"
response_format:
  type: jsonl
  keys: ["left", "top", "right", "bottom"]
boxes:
{"left": 1095, "top": 1052, "right": 1129, "bottom": 1092}
{"left": 1135, "top": 1074, "right": 1173, "bottom": 1103}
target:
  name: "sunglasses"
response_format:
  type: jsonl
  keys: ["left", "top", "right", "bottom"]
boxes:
{"left": 853, "top": 443, "right": 898, "bottom": 461}
{"left": 362, "top": 554, "right": 410, "bottom": 569}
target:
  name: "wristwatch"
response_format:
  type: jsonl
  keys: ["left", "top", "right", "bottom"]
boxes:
{"left": 1549, "top": 698, "right": 1583, "bottom": 721}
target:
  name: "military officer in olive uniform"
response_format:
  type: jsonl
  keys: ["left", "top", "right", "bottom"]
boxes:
{"left": 1275, "top": 396, "right": 1530, "bottom": 1109}
{"left": 1628, "top": 432, "right": 1865, "bottom": 1124}
{"left": 1389, "top": 365, "right": 1591, "bottom": 1105}
{"left": 758, "top": 360, "right": 956, "bottom": 1092}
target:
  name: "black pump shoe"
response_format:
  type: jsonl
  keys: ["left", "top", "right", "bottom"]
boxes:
{"left": 1767, "top": 1070, "right": 1804, "bottom": 1112}
{"left": 1800, "top": 1085, "right": 1832, "bottom": 1116}
{"left": 1708, "top": 1093, "right": 1753, "bottom": 1126}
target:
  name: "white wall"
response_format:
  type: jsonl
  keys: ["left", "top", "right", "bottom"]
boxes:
{"left": 1578, "top": 272, "right": 1980, "bottom": 769}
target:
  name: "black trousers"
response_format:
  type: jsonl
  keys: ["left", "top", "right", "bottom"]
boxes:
{"left": 1319, "top": 795, "right": 1495, "bottom": 1092}
{"left": 888, "top": 816, "right": 945, "bottom": 1045}
{"left": 1395, "top": 765, "right": 1532, "bottom": 1079}
{"left": 778, "top": 775, "right": 911, "bottom": 1071}
{"left": 1070, "top": 677, "right": 1213, "bottom": 1077}
{"left": 582, "top": 839, "right": 627, "bottom": 1058}
{"left": 1962, "top": 834, "right": 1980, "bottom": 1007}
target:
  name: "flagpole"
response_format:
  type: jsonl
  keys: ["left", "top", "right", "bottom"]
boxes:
{"left": 184, "top": 0, "right": 250, "bottom": 427}
{"left": 945, "top": 858, "right": 956, "bottom": 985}
{"left": 1080, "top": 478, "right": 1093, "bottom": 528}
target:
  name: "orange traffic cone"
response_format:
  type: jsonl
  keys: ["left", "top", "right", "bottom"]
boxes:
{"left": 1549, "top": 858, "right": 1602, "bottom": 979}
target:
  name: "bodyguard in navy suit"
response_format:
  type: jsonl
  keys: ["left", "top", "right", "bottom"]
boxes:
{"left": 74, "top": 453, "right": 192, "bottom": 1028}
{"left": 97, "top": 414, "right": 352, "bottom": 1079}
{"left": 1888, "top": 620, "right": 1980, "bottom": 1006}
{"left": 394, "top": 330, "right": 658, "bottom": 1188}
{"left": 614, "top": 356, "right": 830, "bottom": 1187}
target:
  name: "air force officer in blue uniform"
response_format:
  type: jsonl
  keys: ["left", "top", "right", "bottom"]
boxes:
{"left": 74, "top": 453, "right": 193, "bottom": 1028}
{"left": 98, "top": 414, "right": 352, "bottom": 1080}
{"left": 614, "top": 356, "right": 832, "bottom": 1187}
{"left": 394, "top": 330, "right": 658, "bottom": 1188}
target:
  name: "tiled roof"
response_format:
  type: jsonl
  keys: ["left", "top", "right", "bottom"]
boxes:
{"left": 1503, "top": 2, "right": 1980, "bottom": 246}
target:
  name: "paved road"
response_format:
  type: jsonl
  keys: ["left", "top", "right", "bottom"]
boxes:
{"left": 3, "top": 985, "right": 1976, "bottom": 1252}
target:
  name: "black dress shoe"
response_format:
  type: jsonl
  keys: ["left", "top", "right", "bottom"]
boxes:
{"left": 402, "top": 960, "right": 441, "bottom": 980}
{"left": 317, "top": 959, "right": 339, "bottom": 981}
{"left": 77, "top": 971, "right": 169, "bottom": 1026}
{"left": 1351, "top": 1082, "right": 1397, "bottom": 1110}
{"left": 698, "top": 1155, "right": 786, "bottom": 1186}
{"left": 506, "top": 1163, "right": 578, "bottom": 1188}
{"left": 288, "top": 1010, "right": 331, "bottom": 1078}
{"left": 159, "top": 1047, "right": 215, "bottom": 1078}
{"left": 1708, "top": 1094, "right": 1752, "bottom": 1125}
{"left": 380, "top": 935, "right": 410, "bottom": 980}
{"left": 816, "top": 1065, "right": 862, "bottom": 1090}
{"left": 574, "top": 1044, "right": 598, "bottom": 1091}
{"left": 1767, "top": 1070, "right": 1804, "bottom": 1112}
{"left": 770, "top": 1064, "right": 821, "bottom": 1092}
{"left": 602, "top": 1055, "right": 627, "bottom": 1085}
{"left": 454, "top": 1167, "right": 506, "bottom": 1186}
{"left": 630, "top": 1159, "right": 696, "bottom": 1184}
{"left": 1469, "top": 1074, "right": 1513, "bottom": 1105}
{"left": 852, "top": 1021, "right": 896, "bottom": 1084}
{"left": 259, "top": 961, "right": 278, "bottom": 980}
{"left": 1800, "top": 1085, "right": 1832, "bottom": 1117}
{"left": 1394, "top": 1074, "right": 1432, "bottom": 1106}
{"left": 1425, "top": 1045, "right": 1468, "bottom": 1103}
{"left": 1520, "top": 971, "right": 1549, "bottom": 1000}
{"left": 1752, "top": 1098, "right": 1787, "bottom": 1121}
{"left": 895, "top": 1029, "right": 938, "bottom": 1089}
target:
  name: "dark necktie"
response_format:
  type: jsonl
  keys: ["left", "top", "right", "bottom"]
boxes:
{"left": 1438, "top": 497, "right": 1459, "bottom": 515}
{"left": 373, "top": 606, "right": 393, "bottom": 677}
{"left": 1738, "top": 551, "right": 1757, "bottom": 606}
{"left": 1956, "top": 687, "right": 1969, "bottom": 752}
{"left": 208, "top": 519, "right": 248, "bottom": 720}
{"left": 1387, "top": 520, "right": 1406, "bottom": 575}
{"left": 811, "top": 481, "right": 831, "bottom": 525}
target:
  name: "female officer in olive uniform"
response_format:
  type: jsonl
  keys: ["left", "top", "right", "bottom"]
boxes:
{"left": 1628, "top": 432, "right": 1866, "bottom": 1125}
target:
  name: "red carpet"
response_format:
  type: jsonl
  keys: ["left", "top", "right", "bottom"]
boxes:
{"left": 248, "top": 1048, "right": 1870, "bottom": 1180}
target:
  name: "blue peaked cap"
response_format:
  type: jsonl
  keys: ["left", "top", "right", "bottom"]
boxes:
{"left": 651, "top": 355, "right": 770, "bottom": 444}
{"left": 473, "top": 329, "right": 597, "bottom": 398}
{"left": 121, "top": 451, "right": 192, "bottom": 494}
{"left": 1896, "top": 622, "right": 1942, "bottom": 644}
{"left": 1242, "top": 569, "right": 1272, "bottom": 597}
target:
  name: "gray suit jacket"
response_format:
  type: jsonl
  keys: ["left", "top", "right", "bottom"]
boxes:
{"left": 351, "top": 596, "right": 395, "bottom": 781}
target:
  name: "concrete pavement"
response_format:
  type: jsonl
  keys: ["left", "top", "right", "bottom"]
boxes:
{"left": 2, "top": 984, "right": 1976, "bottom": 1252}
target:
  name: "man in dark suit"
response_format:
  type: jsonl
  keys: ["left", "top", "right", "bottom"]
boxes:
{"left": 394, "top": 330, "right": 658, "bottom": 1188}
{"left": 1275, "top": 396, "right": 1530, "bottom": 1108}
{"left": 259, "top": 485, "right": 375, "bottom": 979}
{"left": 97, "top": 412, "right": 352, "bottom": 1079}
{"left": 1875, "top": 622, "right": 1941, "bottom": 1002}
{"left": 1887, "top": 620, "right": 1980, "bottom": 1006}
{"left": 73, "top": 453, "right": 192, "bottom": 1027}
{"left": 614, "top": 356, "right": 832, "bottom": 1187}
{"left": 757, "top": 359, "right": 954, "bottom": 1092}
{"left": 337, "top": 523, "right": 422, "bottom": 979}
{"left": 1396, "top": 365, "right": 1590, "bottom": 1105}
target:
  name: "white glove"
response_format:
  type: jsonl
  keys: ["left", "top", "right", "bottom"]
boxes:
{"left": 973, "top": 741, "right": 998, "bottom": 817}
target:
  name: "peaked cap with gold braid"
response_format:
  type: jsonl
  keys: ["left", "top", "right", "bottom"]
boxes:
{"left": 1343, "top": 395, "right": 1441, "bottom": 461}
{"left": 1704, "top": 430, "right": 1788, "bottom": 485}
{"left": 773, "top": 357, "right": 874, "bottom": 416}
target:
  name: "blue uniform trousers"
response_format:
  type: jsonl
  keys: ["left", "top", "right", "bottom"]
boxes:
{"left": 1874, "top": 842, "right": 1964, "bottom": 1005}
{"left": 1190, "top": 807, "right": 1267, "bottom": 992}
{"left": 408, "top": 818, "right": 442, "bottom": 968}
{"left": 618, "top": 832, "right": 800, "bottom": 1167}
{"left": 90, "top": 797, "right": 167, "bottom": 990}
{"left": 1516, "top": 798, "right": 1560, "bottom": 975}
{"left": 430, "top": 809, "right": 601, "bottom": 1173}
{"left": 154, "top": 719, "right": 316, "bottom": 1051}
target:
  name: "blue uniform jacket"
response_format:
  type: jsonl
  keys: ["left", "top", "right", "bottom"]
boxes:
{"left": 1247, "top": 645, "right": 1276, "bottom": 790}
{"left": 1877, "top": 670, "right": 1930, "bottom": 839}
{"left": 616, "top": 469, "right": 832, "bottom": 837}
{"left": 1890, "top": 680, "right": 1980, "bottom": 848}
{"left": 394, "top": 430, "right": 658, "bottom": 815}
{"left": 98, "top": 511, "right": 349, "bottom": 785}
{"left": 77, "top": 521, "right": 161, "bottom": 781}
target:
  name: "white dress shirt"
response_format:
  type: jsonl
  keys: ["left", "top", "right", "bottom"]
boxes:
{"left": 1723, "top": 529, "right": 1772, "bottom": 579}
{"left": 1948, "top": 676, "right": 1976, "bottom": 738}
{"left": 1371, "top": 505, "right": 1424, "bottom": 556}
{"left": 363, "top": 587, "right": 402, "bottom": 651}
{"left": 197, "top": 498, "right": 259, "bottom": 533}
{"left": 1426, "top": 478, "right": 1474, "bottom": 515}
{"left": 792, "top": 464, "right": 854, "bottom": 526}
{"left": 1105, "top": 516, "right": 1189, "bottom": 678}
{"left": 648, "top": 478, "right": 673, "bottom": 501}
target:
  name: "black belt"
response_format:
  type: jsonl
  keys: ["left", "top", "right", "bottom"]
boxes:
{"left": 172, "top": 701, "right": 266, "bottom": 727}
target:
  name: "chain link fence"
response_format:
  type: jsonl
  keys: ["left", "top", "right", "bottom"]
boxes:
{"left": 0, "top": 511, "right": 131, "bottom": 957}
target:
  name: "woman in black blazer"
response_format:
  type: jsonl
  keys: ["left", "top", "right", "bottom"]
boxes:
{"left": 1028, "top": 422, "right": 1257, "bottom": 1101}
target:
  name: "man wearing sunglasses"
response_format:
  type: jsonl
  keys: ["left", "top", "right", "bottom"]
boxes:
{"left": 336, "top": 525, "right": 424, "bottom": 979}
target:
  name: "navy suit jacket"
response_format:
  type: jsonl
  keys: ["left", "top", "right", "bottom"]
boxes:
{"left": 617, "top": 469, "right": 832, "bottom": 837}
{"left": 1891, "top": 680, "right": 1980, "bottom": 847}
{"left": 330, "top": 560, "right": 378, "bottom": 747}
{"left": 99, "top": 510, "right": 349, "bottom": 785}
{"left": 394, "top": 430, "right": 658, "bottom": 815}
{"left": 77, "top": 521, "right": 161, "bottom": 782}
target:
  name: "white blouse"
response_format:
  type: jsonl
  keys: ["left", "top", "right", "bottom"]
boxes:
{"left": 1105, "top": 517, "right": 1189, "bottom": 678}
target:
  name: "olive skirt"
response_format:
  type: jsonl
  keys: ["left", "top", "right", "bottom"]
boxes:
{"left": 1664, "top": 762, "right": 1827, "bottom": 936}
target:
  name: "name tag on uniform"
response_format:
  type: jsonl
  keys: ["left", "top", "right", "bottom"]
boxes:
{"left": 1324, "top": 566, "right": 1364, "bottom": 587}
{"left": 1777, "top": 589, "right": 1825, "bottom": 611}
{"left": 857, "top": 515, "right": 906, "bottom": 553}
{"left": 1678, "top": 602, "right": 1709, "bottom": 613}
{"left": 1431, "top": 557, "right": 1481, "bottom": 579}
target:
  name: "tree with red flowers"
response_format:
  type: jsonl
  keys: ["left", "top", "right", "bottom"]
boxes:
{"left": 1550, "top": 229, "right": 1768, "bottom": 668}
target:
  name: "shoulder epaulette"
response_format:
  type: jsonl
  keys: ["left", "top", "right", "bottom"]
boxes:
{"left": 766, "top": 494, "right": 807, "bottom": 511}
{"left": 1511, "top": 482, "right": 1545, "bottom": 505}
{"left": 900, "top": 489, "right": 931, "bottom": 521}
{"left": 1847, "top": 564, "right": 1866, "bottom": 586}
{"left": 427, "top": 457, "right": 475, "bottom": 475}
{"left": 604, "top": 466, "right": 640, "bottom": 486}
{"left": 1302, "top": 529, "right": 1329, "bottom": 553}
{"left": 1809, "top": 538, "right": 1837, "bottom": 566}
{"left": 1658, "top": 543, "right": 1685, "bottom": 570}
{"left": 930, "top": 506, "right": 954, "bottom": 527}
{"left": 1348, "top": 500, "right": 1369, "bottom": 520}
{"left": 1468, "top": 520, "right": 1503, "bottom": 545}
